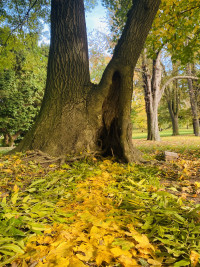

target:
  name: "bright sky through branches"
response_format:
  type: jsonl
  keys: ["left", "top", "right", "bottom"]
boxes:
{"left": 86, "top": 2, "right": 108, "bottom": 33}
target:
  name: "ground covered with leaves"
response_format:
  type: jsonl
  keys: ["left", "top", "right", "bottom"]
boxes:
{"left": 0, "top": 137, "right": 200, "bottom": 266}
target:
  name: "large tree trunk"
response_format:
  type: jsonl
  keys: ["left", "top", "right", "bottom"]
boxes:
{"left": 187, "top": 64, "right": 200, "bottom": 136}
{"left": 15, "top": 0, "right": 161, "bottom": 162}
{"left": 142, "top": 50, "right": 161, "bottom": 141}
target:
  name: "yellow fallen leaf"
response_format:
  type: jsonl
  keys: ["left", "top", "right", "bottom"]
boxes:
{"left": 148, "top": 258, "right": 162, "bottom": 266}
{"left": 110, "top": 247, "right": 132, "bottom": 258}
{"left": 90, "top": 226, "right": 101, "bottom": 237}
{"left": 4, "top": 168, "right": 13, "bottom": 173}
{"left": 54, "top": 256, "right": 70, "bottom": 266}
{"left": 13, "top": 184, "right": 19, "bottom": 193}
{"left": 69, "top": 256, "right": 86, "bottom": 267}
{"left": 119, "top": 255, "right": 139, "bottom": 266}
{"left": 41, "top": 254, "right": 70, "bottom": 267}
{"left": 74, "top": 243, "right": 94, "bottom": 261}
{"left": 96, "top": 250, "right": 113, "bottom": 265}
{"left": 49, "top": 241, "right": 72, "bottom": 258}
{"left": 134, "top": 234, "right": 155, "bottom": 251}
{"left": 194, "top": 182, "right": 200, "bottom": 188}
{"left": 103, "top": 235, "right": 115, "bottom": 246}
{"left": 102, "top": 171, "right": 110, "bottom": 179}
{"left": 190, "top": 250, "right": 200, "bottom": 266}
{"left": 49, "top": 164, "right": 57, "bottom": 168}
{"left": 15, "top": 159, "right": 22, "bottom": 165}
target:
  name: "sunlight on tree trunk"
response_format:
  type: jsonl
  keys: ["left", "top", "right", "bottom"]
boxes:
{"left": 15, "top": 0, "right": 161, "bottom": 162}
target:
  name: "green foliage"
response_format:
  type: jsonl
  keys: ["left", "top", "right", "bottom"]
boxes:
{"left": 102, "top": 0, "right": 200, "bottom": 63}
{"left": 0, "top": 0, "right": 50, "bottom": 38}
{"left": 85, "top": 0, "right": 98, "bottom": 12}
{"left": 0, "top": 43, "right": 48, "bottom": 145}
{"left": 117, "top": 168, "right": 200, "bottom": 264}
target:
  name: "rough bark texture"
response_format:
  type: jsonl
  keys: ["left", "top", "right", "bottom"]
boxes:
{"left": 165, "top": 83, "right": 180, "bottom": 136}
{"left": 15, "top": 0, "right": 161, "bottom": 162}
{"left": 187, "top": 64, "right": 200, "bottom": 136}
{"left": 142, "top": 50, "right": 161, "bottom": 141}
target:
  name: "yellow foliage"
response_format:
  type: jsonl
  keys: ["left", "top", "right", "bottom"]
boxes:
{"left": 12, "top": 160, "right": 159, "bottom": 266}
{"left": 13, "top": 184, "right": 19, "bottom": 193}
{"left": 118, "top": 255, "right": 139, "bottom": 266}
{"left": 96, "top": 250, "right": 113, "bottom": 265}
{"left": 73, "top": 243, "right": 94, "bottom": 261}
{"left": 110, "top": 247, "right": 132, "bottom": 258}
{"left": 190, "top": 251, "right": 200, "bottom": 266}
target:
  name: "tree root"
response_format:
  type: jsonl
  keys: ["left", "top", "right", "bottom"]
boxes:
{"left": 22, "top": 150, "right": 103, "bottom": 167}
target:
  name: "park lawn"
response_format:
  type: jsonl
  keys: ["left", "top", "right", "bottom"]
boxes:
{"left": 132, "top": 128, "right": 194, "bottom": 139}
{"left": 0, "top": 136, "right": 200, "bottom": 266}
{"left": 133, "top": 135, "right": 200, "bottom": 158}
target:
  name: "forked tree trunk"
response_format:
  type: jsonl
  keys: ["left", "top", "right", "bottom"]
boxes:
{"left": 187, "top": 64, "right": 200, "bottom": 136}
{"left": 165, "top": 84, "right": 180, "bottom": 136}
{"left": 15, "top": 0, "right": 161, "bottom": 162}
{"left": 142, "top": 50, "right": 162, "bottom": 141}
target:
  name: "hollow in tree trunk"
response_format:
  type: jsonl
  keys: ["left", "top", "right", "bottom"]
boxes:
{"left": 15, "top": 0, "right": 161, "bottom": 162}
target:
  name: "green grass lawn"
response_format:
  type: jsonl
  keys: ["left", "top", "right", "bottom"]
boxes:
{"left": 133, "top": 134, "right": 200, "bottom": 160}
{"left": 132, "top": 128, "right": 194, "bottom": 139}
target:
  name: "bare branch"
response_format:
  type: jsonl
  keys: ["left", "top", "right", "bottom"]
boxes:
{"left": 0, "top": 0, "right": 39, "bottom": 54}
{"left": 159, "top": 75, "right": 199, "bottom": 102}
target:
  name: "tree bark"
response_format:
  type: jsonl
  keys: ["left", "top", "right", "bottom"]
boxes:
{"left": 15, "top": 0, "right": 161, "bottom": 162}
{"left": 165, "top": 82, "right": 180, "bottom": 136}
{"left": 142, "top": 50, "right": 161, "bottom": 141}
{"left": 187, "top": 64, "right": 200, "bottom": 136}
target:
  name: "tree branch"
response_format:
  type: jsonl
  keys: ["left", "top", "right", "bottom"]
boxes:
{"left": 0, "top": 0, "right": 39, "bottom": 54}
{"left": 159, "top": 75, "right": 199, "bottom": 102}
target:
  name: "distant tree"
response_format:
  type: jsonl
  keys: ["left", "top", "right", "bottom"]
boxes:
{"left": 132, "top": 71, "right": 147, "bottom": 131}
{"left": 165, "top": 82, "right": 180, "bottom": 136}
{"left": 142, "top": 50, "right": 199, "bottom": 140}
{"left": 0, "top": 44, "right": 48, "bottom": 146}
{"left": 187, "top": 63, "right": 200, "bottom": 136}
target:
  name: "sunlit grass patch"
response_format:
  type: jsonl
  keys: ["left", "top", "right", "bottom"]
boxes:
{"left": 132, "top": 128, "right": 194, "bottom": 139}
{"left": 133, "top": 135, "right": 200, "bottom": 160}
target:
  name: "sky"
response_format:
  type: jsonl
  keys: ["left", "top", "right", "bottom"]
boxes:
{"left": 85, "top": 2, "right": 108, "bottom": 34}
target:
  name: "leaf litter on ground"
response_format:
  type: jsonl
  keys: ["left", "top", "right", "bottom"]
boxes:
{"left": 0, "top": 147, "right": 200, "bottom": 266}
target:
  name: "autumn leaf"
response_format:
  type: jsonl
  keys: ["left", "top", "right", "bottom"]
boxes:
{"left": 118, "top": 255, "right": 139, "bottom": 266}
{"left": 110, "top": 247, "right": 132, "bottom": 258}
{"left": 73, "top": 243, "right": 94, "bottom": 261}
{"left": 190, "top": 251, "right": 200, "bottom": 267}
{"left": 96, "top": 250, "right": 113, "bottom": 265}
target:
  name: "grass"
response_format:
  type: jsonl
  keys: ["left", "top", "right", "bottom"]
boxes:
{"left": 132, "top": 128, "right": 194, "bottom": 139}
{"left": 133, "top": 135, "right": 200, "bottom": 161}
{"left": 0, "top": 147, "right": 14, "bottom": 155}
